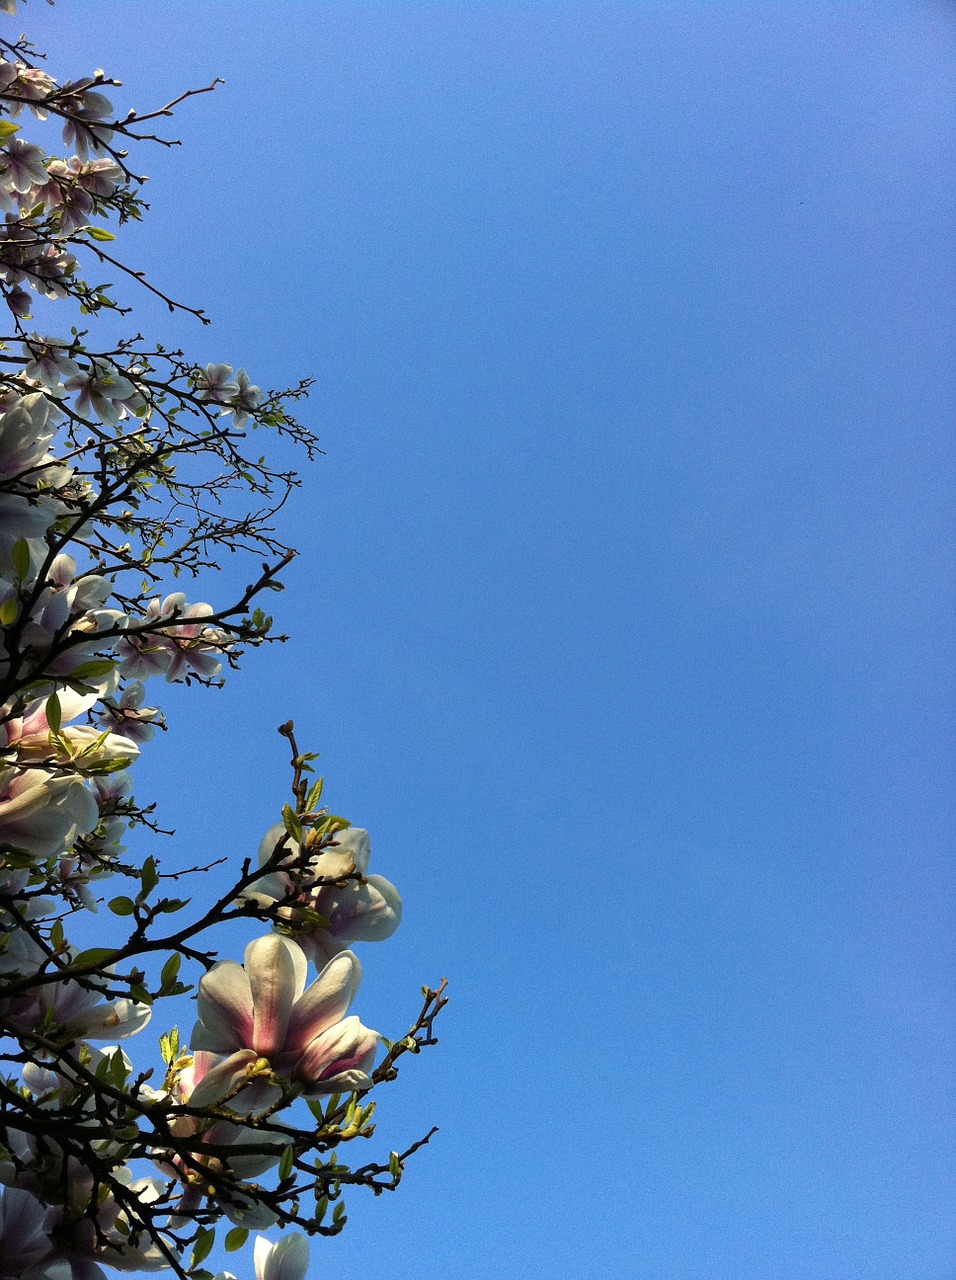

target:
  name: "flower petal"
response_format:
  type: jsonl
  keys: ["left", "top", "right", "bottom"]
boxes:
{"left": 325, "top": 875, "right": 402, "bottom": 943}
{"left": 193, "top": 960, "right": 253, "bottom": 1053}
{"left": 245, "top": 934, "right": 299, "bottom": 1057}
{"left": 255, "top": 1233, "right": 309, "bottom": 1280}
{"left": 293, "top": 1015, "right": 379, "bottom": 1096}
{"left": 284, "top": 951, "right": 362, "bottom": 1054}
{"left": 187, "top": 1049, "right": 259, "bottom": 1109}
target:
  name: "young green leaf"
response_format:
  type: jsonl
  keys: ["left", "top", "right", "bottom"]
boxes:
{"left": 190, "top": 1227, "right": 214, "bottom": 1268}
{"left": 282, "top": 803, "right": 303, "bottom": 843}
{"left": 45, "top": 692, "right": 62, "bottom": 733}
{"left": 160, "top": 952, "right": 182, "bottom": 990}
{"left": 11, "top": 538, "right": 30, "bottom": 583}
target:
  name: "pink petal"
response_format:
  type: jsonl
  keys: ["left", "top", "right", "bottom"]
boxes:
{"left": 187, "top": 1049, "right": 259, "bottom": 1108}
{"left": 245, "top": 934, "right": 300, "bottom": 1057}
{"left": 193, "top": 961, "right": 254, "bottom": 1053}
{"left": 284, "top": 951, "right": 362, "bottom": 1054}
{"left": 293, "top": 1016, "right": 379, "bottom": 1095}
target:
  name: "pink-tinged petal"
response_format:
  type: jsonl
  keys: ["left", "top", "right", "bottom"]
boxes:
{"left": 284, "top": 951, "right": 362, "bottom": 1054}
{"left": 293, "top": 1016, "right": 379, "bottom": 1095}
{"left": 325, "top": 875, "right": 402, "bottom": 943}
{"left": 186, "top": 1049, "right": 259, "bottom": 1108}
{"left": 178, "top": 1049, "right": 223, "bottom": 1099}
{"left": 193, "top": 960, "right": 254, "bottom": 1053}
{"left": 245, "top": 934, "right": 300, "bottom": 1057}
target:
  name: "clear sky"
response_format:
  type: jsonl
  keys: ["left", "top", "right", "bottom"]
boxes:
{"left": 23, "top": 3, "right": 956, "bottom": 1277}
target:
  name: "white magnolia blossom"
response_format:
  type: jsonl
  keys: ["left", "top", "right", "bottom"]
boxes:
{"left": 249, "top": 823, "right": 402, "bottom": 966}
{"left": 115, "top": 592, "right": 228, "bottom": 683}
{"left": 192, "top": 934, "right": 380, "bottom": 1096}
{"left": 0, "top": 765, "right": 99, "bottom": 857}
{"left": 254, "top": 1233, "right": 309, "bottom": 1280}
{"left": 21, "top": 336, "right": 82, "bottom": 391}
{"left": 0, "top": 1186, "right": 69, "bottom": 1280}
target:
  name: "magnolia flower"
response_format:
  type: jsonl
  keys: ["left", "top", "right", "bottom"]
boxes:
{"left": 1, "top": 963, "right": 152, "bottom": 1045}
{"left": 94, "top": 681, "right": 163, "bottom": 744}
{"left": 40, "top": 1175, "right": 169, "bottom": 1279}
{"left": 153, "top": 1049, "right": 287, "bottom": 1229}
{"left": 0, "top": 766, "right": 98, "bottom": 858}
{"left": 249, "top": 824, "right": 402, "bottom": 967}
{"left": 21, "top": 336, "right": 81, "bottom": 391}
{"left": 64, "top": 361, "right": 140, "bottom": 425}
{"left": 58, "top": 82, "right": 114, "bottom": 160}
{"left": 1, "top": 139, "right": 48, "bottom": 195}
{"left": 0, "top": 492, "right": 65, "bottom": 577}
{"left": 212, "top": 1232, "right": 309, "bottom": 1280}
{"left": 0, "top": 1187, "right": 66, "bottom": 1280}
{"left": 254, "top": 1234, "right": 309, "bottom": 1280}
{"left": 3, "top": 285, "right": 30, "bottom": 316}
{"left": 192, "top": 935, "right": 379, "bottom": 1096}
{"left": 227, "top": 369, "right": 263, "bottom": 429}
{"left": 195, "top": 362, "right": 238, "bottom": 403}
{"left": 0, "top": 391, "right": 56, "bottom": 477}
{"left": 0, "top": 62, "right": 54, "bottom": 119}
{"left": 6, "top": 690, "right": 139, "bottom": 770}
{"left": 116, "top": 593, "right": 227, "bottom": 683}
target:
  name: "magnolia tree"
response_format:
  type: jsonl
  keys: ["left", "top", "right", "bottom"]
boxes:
{"left": 0, "top": 6, "right": 447, "bottom": 1279}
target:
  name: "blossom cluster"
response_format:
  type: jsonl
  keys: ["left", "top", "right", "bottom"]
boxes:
{"left": 0, "top": 9, "right": 435, "bottom": 1280}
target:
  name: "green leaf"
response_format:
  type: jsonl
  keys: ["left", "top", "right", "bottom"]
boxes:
{"left": 332, "top": 1200, "right": 347, "bottom": 1223}
{"left": 71, "top": 947, "right": 119, "bottom": 970}
{"left": 0, "top": 597, "right": 17, "bottom": 626}
{"left": 159, "top": 1027, "right": 180, "bottom": 1065}
{"left": 190, "top": 1228, "right": 215, "bottom": 1268}
{"left": 157, "top": 898, "right": 189, "bottom": 913}
{"left": 389, "top": 1151, "right": 401, "bottom": 1178}
{"left": 45, "top": 692, "right": 61, "bottom": 733}
{"left": 108, "top": 1049, "right": 127, "bottom": 1086}
{"left": 140, "top": 856, "right": 159, "bottom": 898}
{"left": 0, "top": 120, "right": 20, "bottom": 139}
{"left": 86, "top": 226, "right": 116, "bottom": 242}
{"left": 281, "top": 803, "right": 302, "bottom": 844}
{"left": 160, "top": 952, "right": 181, "bottom": 989}
{"left": 224, "top": 1228, "right": 248, "bottom": 1253}
{"left": 305, "top": 776, "right": 324, "bottom": 812}
{"left": 108, "top": 896, "right": 135, "bottom": 916}
{"left": 278, "top": 1144, "right": 294, "bottom": 1181}
{"left": 11, "top": 538, "right": 30, "bottom": 583}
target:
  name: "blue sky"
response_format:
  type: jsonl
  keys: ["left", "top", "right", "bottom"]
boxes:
{"left": 23, "top": 3, "right": 956, "bottom": 1276}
